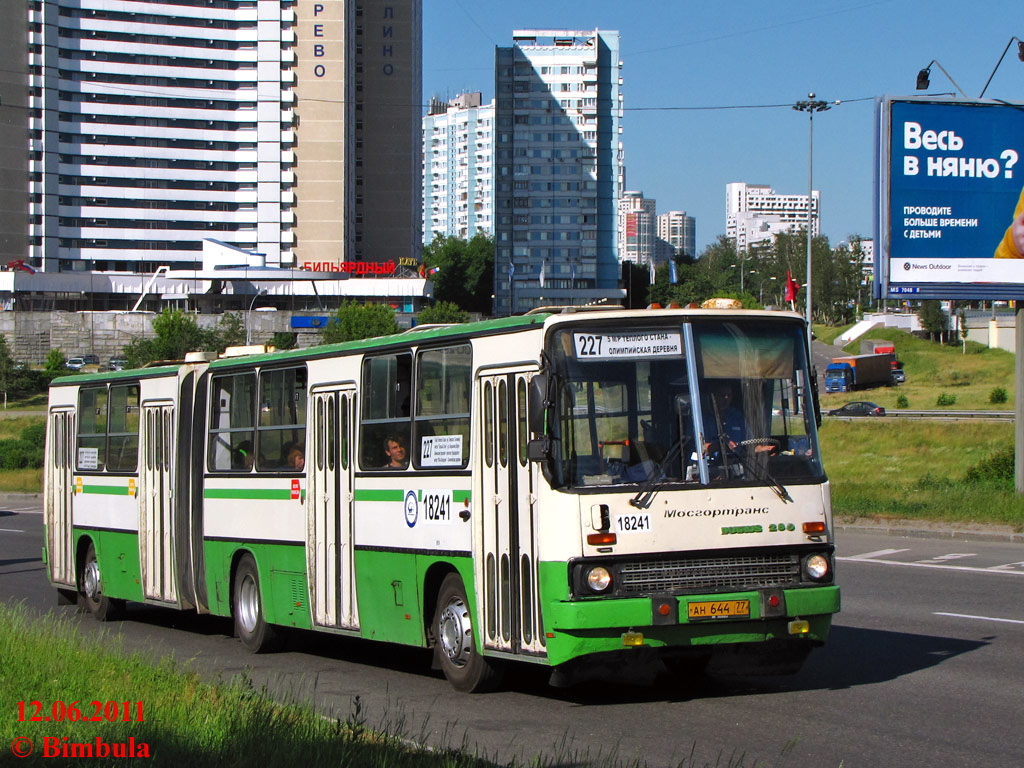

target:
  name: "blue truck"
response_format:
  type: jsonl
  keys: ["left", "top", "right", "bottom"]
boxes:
{"left": 824, "top": 353, "right": 895, "bottom": 393}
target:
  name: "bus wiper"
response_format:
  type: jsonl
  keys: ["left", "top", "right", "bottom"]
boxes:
{"left": 629, "top": 439, "right": 684, "bottom": 509}
{"left": 730, "top": 439, "right": 793, "bottom": 503}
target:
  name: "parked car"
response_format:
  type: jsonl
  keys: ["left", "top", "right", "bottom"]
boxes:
{"left": 81, "top": 354, "right": 100, "bottom": 367}
{"left": 828, "top": 401, "right": 886, "bottom": 417}
{"left": 891, "top": 369, "right": 906, "bottom": 384}
{"left": 65, "top": 357, "right": 86, "bottom": 371}
{"left": 107, "top": 358, "right": 127, "bottom": 371}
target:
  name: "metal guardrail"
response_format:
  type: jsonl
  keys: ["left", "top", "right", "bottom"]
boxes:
{"left": 890, "top": 409, "right": 1014, "bottom": 419}
{"left": 825, "top": 409, "right": 1014, "bottom": 422}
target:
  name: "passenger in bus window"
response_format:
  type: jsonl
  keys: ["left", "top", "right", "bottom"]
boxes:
{"left": 383, "top": 435, "right": 408, "bottom": 469}
{"left": 235, "top": 440, "right": 255, "bottom": 471}
{"left": 287, "top": 445, "right": 305, "bottom": 471}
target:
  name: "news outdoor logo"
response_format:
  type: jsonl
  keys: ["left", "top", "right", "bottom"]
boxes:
{"left": 885, "top": 98, "right": 1024, "bottom": 296}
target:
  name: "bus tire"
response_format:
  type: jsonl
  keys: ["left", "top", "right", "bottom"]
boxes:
{"left": 233, "top": 555, "right": 281, "bottom": 653}
{"left": 433, "top": 573, "right": 503, "bottom": 693}
{"left": 79, "top": 542, "right": 124, "bottom": 621}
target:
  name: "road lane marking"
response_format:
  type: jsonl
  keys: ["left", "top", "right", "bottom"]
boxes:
{"left": 935, "top": 612, "right": 1024, "bottom": 626}
{"left": 915, "top": 553, "right": 976, "bottom": 564}
{"left": 846, "top": 548, "right": 910, "bottom": 559}
{"left": 837, "top": 555, "right": 1024, "bottom": 576}
{"left": 0, "top": 528, "right": 25, "bottom": 533}
{"left": 990, "top": 561, "right": 1024, "bottom": 571}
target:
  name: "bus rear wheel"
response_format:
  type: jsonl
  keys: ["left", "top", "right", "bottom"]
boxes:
{"left": 433, "top": 573, "right": 503, "bottom": 693}
{"left": 79, "top": 542, "right": 124, "bottom": 621}
{"left": 233, "top": 555, "right": 281, "bottom": 653}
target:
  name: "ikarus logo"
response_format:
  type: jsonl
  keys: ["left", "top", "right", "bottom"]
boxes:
{"left": 404, "top": 490, "right": 418, "bottom": 528}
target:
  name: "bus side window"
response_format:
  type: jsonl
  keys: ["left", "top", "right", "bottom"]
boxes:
{"left": 360, "top": 352, "right": 412, "bottom": 469}
{"left": 256, "top": 367, "right": 307, "bottom": 472}
{"left": 77, "top": 386, "right": 108, "bottom": 471}
{"left": 414, "top": 344, "right": 471, "bottom": 469}
{"left": 208, "top": 373, "right": 256, "bottom": 471}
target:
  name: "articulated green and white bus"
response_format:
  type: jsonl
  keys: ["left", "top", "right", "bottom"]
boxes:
{"left": 44, "top": 305, "right": 839, "bottom": 691}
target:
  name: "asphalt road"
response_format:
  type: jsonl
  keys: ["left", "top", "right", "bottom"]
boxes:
{"left": 3, "top": 498, "right": 1023, "bottom": 767}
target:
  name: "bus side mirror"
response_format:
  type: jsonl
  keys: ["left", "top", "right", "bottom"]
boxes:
{"left": 810, "top": 367, "right": 822, "bottom": 427}
{"left": 527, "top": 436, "right": 552, "bottom": 461}
{"left": 527, "top": 374, "right": 552, "bottom": 462}
{"left": 528, "top": 374, "right": 548, "bottom": 435}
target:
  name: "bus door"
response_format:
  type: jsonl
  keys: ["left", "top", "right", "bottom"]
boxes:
{"left": 307, "top": 386, "right": 359, "bottom": 629}
{"left": 46, "top": 408, "right": 76, "bottom": 587}
{"left": 140, "top": 401, "right": 177, "bottom": 603}
{"left": 477, "top": 368, "right": 544, "bottom": 657}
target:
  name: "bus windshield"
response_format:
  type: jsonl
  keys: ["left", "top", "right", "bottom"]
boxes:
{"left": 547, "top": 319, "right": 824, "bottom": 490}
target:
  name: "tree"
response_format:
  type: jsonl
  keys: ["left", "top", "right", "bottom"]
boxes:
{"left": 322, "top": 301, "right": 400, "bottom": 344}
{"left": 917, "top": 300, "right": 948, "bottom": 342}
{"left": 422, "top": 233, "right": 494, "bottom": 314}
{"left": 123, "top": 308, "right": 216, "bottom": 368}
{"left": 269, "top": 331, "right": 298, "bottom": 350}
{"left": 212, "top": 312, "right": 246, "bottom": 351}
{"left": 417, "top": 301, "right": 470, "bottom": 325}
{"left": 44, "top": 348, "right": 66, "bottom": 374}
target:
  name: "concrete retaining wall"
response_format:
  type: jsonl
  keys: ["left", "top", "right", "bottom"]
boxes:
{"left": 0, "top": 311, "right": 337, "bottom": 364}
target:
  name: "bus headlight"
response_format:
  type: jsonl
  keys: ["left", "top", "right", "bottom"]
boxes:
{"left": 803, "top": 554, "right": 831, "bottom": 582}
{"left": 585, "top": 565, "right": 613, "bottom": 593}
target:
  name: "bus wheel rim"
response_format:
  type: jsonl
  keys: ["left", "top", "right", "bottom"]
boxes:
{"left": 439, "top": 596, "right": 472, "bottom": 668}
{"left": 84, "top": 559, "right": 101, "bottom": 601}
{"left": 238, "top": 574, "right": 259, "bottom": 633}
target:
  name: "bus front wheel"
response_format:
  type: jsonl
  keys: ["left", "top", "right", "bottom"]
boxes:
{"left": 233, "top": 555, "right": 281, "bottom": 653}
{"left": 433, "top": 573, "right": 503, "bottom": 693}
{"left": 79, "top": 542, "right": 124, "bottom": 621}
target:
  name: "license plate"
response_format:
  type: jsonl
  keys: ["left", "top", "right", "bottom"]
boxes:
{"left": 687, "top": 599, "right": 750, "bottom": 620}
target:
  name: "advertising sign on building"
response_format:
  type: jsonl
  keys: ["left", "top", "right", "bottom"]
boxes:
{"left": 877, "top": 96, "right": 1024, "bottom": 298}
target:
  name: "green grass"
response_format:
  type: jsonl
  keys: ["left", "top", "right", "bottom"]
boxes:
{"left": 819, "top": 419, "right": 1024, "bottom": 530}
{"left": 0, "top": 414, "right": 45, "bottom": 441}
{"left": 822, "top": 326, "right": 1016, "bottom": 412}
{"left": 811, "top": 323, "right": 853, "bottom": 346}
{"left": 0, "top": 602, "right": 773, "bottom": 768}
{"left": 0, "top": 602, "right": 497, "bottom": 767}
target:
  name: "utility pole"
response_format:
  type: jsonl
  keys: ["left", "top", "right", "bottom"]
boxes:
{"left": 793, "top": 94, "right": 835, "bottom": 327}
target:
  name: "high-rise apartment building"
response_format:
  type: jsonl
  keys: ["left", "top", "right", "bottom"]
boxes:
{"left": 617, "top": 190, "right": 656, "bottom": 268}
{"left": 726, "top": 182, "right": 819, "bottom": 252}
{"left": 493, "top": 29, "right": 625, "bottom": 315}
{"left": 0, "top": 9, "right": 29, "bottom": 265}
{"left": 422, "top": 92, "right": 494, "bottom": 241}
{"left": 657, "top": 210, "right": 696, "bottom": 260}
{"left": 24, "top": 0, "right": 421, "bottom": 301}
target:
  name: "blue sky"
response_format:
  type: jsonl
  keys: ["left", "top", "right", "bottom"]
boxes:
{"left": 423, "top": 0, "right": 1024, "bottom": 254}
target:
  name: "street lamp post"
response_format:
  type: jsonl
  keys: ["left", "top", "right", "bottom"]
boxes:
{"left": 246, "top": 288, "right": 267, "bottom": 345}
{"left": 792, "top": 93, "right": 835, "bottom": 327}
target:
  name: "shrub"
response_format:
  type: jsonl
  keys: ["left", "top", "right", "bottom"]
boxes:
{"left": 19, "top": 422, "right": 45, "bottom": 446}
{"left": 990, "top": 387, "right": 1008, "bottom": 405}
{"left": 896, "top": 393, "right": 909, "bottom": 409}
{"left": 964, "top": 446, "right": 1014, "bottom": 485}
{"left": 936, "top": 392, "right": 957, "bottom": 407}
{"left": 269, "top": 331, "right": 297, "bottom": 350}
{"left": 0, "top": 423, "right": 47, "bottom": 470}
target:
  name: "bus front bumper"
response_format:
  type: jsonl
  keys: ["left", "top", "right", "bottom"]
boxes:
{"left": 541, "top": 585, "right": 840, "bottom": 667}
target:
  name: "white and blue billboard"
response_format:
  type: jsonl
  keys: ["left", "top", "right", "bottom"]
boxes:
{"left": 877, "top": 96, "right": 1024, "bottom": 299}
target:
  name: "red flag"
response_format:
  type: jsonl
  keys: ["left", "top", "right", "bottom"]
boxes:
{"left": 785, "top": 270, "right": 798, "bottom": 303}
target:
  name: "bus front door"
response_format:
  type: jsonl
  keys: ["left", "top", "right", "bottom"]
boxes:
{"left": 140, "top": 402, "right": 177, "bottom": 603}
{"left": 308, "top": 387, "right": 359, "bottom": 630}
{"left": 46, "top": 408, "right": 76, "bottom": 588}
{"left": 477, "top": 369, "right": 545, "bottom": 658}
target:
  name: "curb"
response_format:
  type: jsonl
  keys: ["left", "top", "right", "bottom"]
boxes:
{"left": 835, "top": 521, "right": 1024, "bottom": 545}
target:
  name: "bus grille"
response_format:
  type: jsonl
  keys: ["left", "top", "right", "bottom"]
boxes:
{"left": 617, "top": 553, "right": 801, "bottom": 595}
